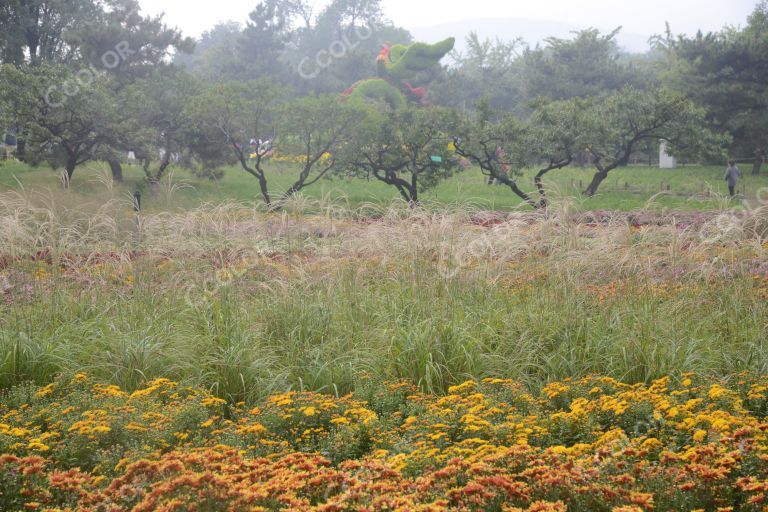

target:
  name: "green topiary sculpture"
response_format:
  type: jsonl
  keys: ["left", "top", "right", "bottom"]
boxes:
{"left": 342, "top": 38, "right": 455, "bottom": 109}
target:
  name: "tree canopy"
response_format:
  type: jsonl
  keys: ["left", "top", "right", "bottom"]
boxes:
{"left": 661, "top": 1, "right": 768, "bottom": 173}
{"left": 0, "top": 0, "right": 758, "bottom": 208}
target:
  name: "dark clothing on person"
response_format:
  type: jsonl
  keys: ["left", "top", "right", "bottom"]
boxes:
{"left": 725, "top": 165, "right": 741, "bottom": 197}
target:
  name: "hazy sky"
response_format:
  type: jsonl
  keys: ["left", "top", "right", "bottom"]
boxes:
{"left": 140, "top": 0, "right": 758, "bottom": 39}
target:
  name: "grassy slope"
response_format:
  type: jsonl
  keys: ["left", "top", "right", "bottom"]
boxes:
{"left": 2, "top": 159, "right": 766, "bottom": 211}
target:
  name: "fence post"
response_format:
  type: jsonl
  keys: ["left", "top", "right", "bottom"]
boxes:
{"left": 133, "top": 190, "right": 142, "bottom": 245}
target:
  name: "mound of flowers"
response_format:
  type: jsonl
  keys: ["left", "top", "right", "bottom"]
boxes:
{"left": 1, "top": 373, "right": 767, "bottom": 511}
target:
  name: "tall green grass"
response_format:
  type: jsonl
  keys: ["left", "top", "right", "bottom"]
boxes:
{"left": 2, "top": 258, "right": 766, "bottom": 400}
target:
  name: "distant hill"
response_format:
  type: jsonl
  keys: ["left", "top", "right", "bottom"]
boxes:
{"left": 409, "top": 18, "right": 652, "bottom": 55}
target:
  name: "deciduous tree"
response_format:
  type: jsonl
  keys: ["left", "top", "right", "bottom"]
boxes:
{"left": 583, "top": 86, "right": 723, "bottom": 196}
{"left": 189, "top": 80, "right": 280, "bottom": 205}
{"left": 277, "top": 95, "right": 367, "bottom": 201}
{"left": 342, "top": 106, "right": 462, "bottom": 205}
{"left": 453, "top": 114, "right": 539, "bottom": 207}
{"left": 0, "top": 64, "right": 118, "bottom": 181}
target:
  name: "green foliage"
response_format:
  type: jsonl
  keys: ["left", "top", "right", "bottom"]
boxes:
{"left": 342, "top": 38, "right": 455, "bottom": 109}
{"left": 380, "top": 38, "right": 456, "bottom": 82}
{"left": 276, "top": 95, "right": 368, "bottom": 198}
{"left": 662, "top": 2, "right": 768, "bottom": 169}
{"left": 521, "top": 28, "right": 652, "bottom": 101}
{"left": 174, "top": 22, "right": 244, "bottom": 81}
{"left": 583, "top": 86, "right": 727, "bottom": 195}
{"left": 0, "top": 0, "right": 102, "bottom": 65}
{"left": 527, "top": 97, "right": 596, "bottom": 165}
{"left": 339, "top": 106, "right": 462, "bottom": 203}
{"left": 430, "top": 33, "right": 524, "bottom": 112}
{"left": 0, "top": 0, "right": 196, "bottom": 183}
{"left": 0, "top": 0, "right": 764, "bottom": 206}
{"left": 236, "top": 0, "right": 294, "bottom": 81}
{"left": 190, "top": 79, "right": 281, "bottom": 151}
{"left": 0, "top": 63, "right": 119, "bottom": 178}
{"left": 121, "top": 69, "right": 203, "bottom": 181}
{"left": 0, "top": 64, "right": 36, "bottom": 125}
{"left": 344, "top": 78, "right": 407, "bottom": 110}
{"left": 189, "top": 86, "right": 366, "bottom": 204}
{"left": 288, "top": 0, "right": 411, "bottom": 96}
{"left": 453, "top": 113, "right": 540, "bottom": 206}
{"left": 316, "top": 0, "right": 384, "bottom": 30}
{"left": 454, "top": 113, "right": 526, "bottom": 176}
{"left": 73, "top": 0, "right": 193, "bottom": 78}
{"left": 0, "top": 0, "right": 191, "bottom": 68}
{"left": 187, "top": 79, "right": 281, "bottom": 203}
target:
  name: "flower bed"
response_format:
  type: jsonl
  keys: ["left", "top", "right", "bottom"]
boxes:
{"left": 1, "top": 373, "right": 767, "bottom": 511}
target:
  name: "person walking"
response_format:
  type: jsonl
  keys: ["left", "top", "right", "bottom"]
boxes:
{"left": 724, "top": 160, "right": 741, "bottom": 197}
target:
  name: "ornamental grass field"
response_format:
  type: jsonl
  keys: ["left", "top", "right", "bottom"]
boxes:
{"left": 1, "top": 184, "right": 768, "bottom": 510}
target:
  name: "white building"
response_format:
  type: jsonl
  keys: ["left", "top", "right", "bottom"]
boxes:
{"left": 659, "top": 140, "right": 677, "bottom": 169}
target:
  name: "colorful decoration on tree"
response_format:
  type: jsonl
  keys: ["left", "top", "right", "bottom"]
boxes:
{"left": 342, "top": 38, "right": 455, "bottom": 109}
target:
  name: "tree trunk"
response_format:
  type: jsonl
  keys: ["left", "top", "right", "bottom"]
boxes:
{"left": 64, "top": 155, "right": 77, "bottom": 186}
{"left": 15, "top": 139, "right": 25, "bottom": 160}
{"left": 534, "top": 173, "right": 548, "bottom": 207}
{"left": 142, "top": 158, "right": 152, "bottom": 180}
{"left": 27, "top": 35, "right": 39, "bottom": 66}
{"left": 506, "top": 181, "right": 539, "bottom": 209}
{"left": 107, "top": 157, "right": 123, "bottom": 182}
{"left": 575, "top": 151, "right": 587, "bottom": 168}
{"left": 281, "top": 169, "right": 309, "bottom": 201}
{"left": 752, "top": 150, "right": 764, "bottom": 176}
{"left": 257, "top": 174, "right": 271, "bottom": 206}
{"left": 585, "top": 170, "right": 609, "bottom": 197}
{"left": 155, "top": 158, "right": 171, "bottom": 182}
{"left": 372, "top": 169, "right": 416, "bottom": 205}
{"left": 491, "top": 171, "right": 539, "bottom": 209}
{"left": 281, "top": 184, "right": 300, "bottom": 201}
{"left": 534, "top": 159, "right": 571, "bottom": 208}
{"left": 409, "top": 186, "right": 418, "bottom": 206}
{"left": 232, "top": 143, "right": 272, "bottom": 206}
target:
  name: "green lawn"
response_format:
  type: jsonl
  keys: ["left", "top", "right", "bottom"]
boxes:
{"left": 1, "top": 159, "right": 765, "bottom": 212}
